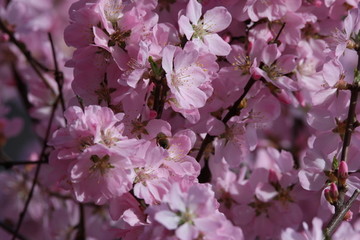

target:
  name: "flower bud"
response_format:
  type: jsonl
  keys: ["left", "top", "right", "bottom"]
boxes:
{"left": 313, "top": 0, "right": 322, "bottom": 7}
{"left": 0, "top": 33, "right": 9, "bottom": 42}
{"left": 329, "top": 183, "right": 339, "bottom": 202}
{"left": 339, "top": 161, "right": 349, "bottom": 185}
{"left": 274, "top": 89, "right": 292, "bottom": 105}
{"left": 149, "top": 110, "right": 157, "bottom": 119}
{"left": 343, "top": 210, "right": 353, "bottom": 222}
{"left": 222, "top": 33, "right": 231, "bottom": 43}
{"left": 294, "top": 91, "right": 306, "bottom": 107}
{"left": 324, "top": 188, "right": 333, "bottom": 204}
{"left": 268, "top": 169, "right": 279, "bottom": 185}
{"left": 252, "top": 72, "right": 262, "bottom": 80}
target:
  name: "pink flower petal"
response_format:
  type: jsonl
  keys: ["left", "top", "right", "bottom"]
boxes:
{"left": 203, "top": 7, "right": 232, "bottom": 33}
{"left": 186, "top": 0, "right": 202, "bottom": 24}
{"left": 203, "top": 34, "right": 231, "bottom": 56}
{"left": 155, "top": 210, "right": 180, "bottom": 230}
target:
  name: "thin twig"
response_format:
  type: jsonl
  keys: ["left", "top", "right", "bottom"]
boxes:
{"left": 156, "top": 78, "right": 169, "bottom": 119}
{"left": 0, "top": 20, "right": 50, "bottom": 72}
{"left": 11, "top": 97, "right": 59, "bottom": 240}
{"left": 324, "top": 189, "right": 360, "bottom": 239}
{"left": 11, "top": 64, "right": 32, "bottom": 110}
{"left": 48, "top": 33, "right": 66, "bottom": 112}
{"left": 222, "top": 77, "right": 256, "bottom": 124}
{"left": 340, "top": 84, "right": 359, "bottom": 163}
{"left": 323, "top": 53, "right": 360, "bottom": 238}
{"left": 196, "top": 77, "right": 257, "bottom": 162}
{"left": 0, "top": 221, "right": 28, "bottom": 240}
{"left": 0, "top": 160, "right": 47, "bottom": 168}
{"left": 5, "top": 0, "right": 12, "bottom": 8}
{"left": 196, "top": 78, "right": 257, "bottom": 183}
{"left": 269, "top": 22, "right": 286, "bottom": 45}
{"left": 75, "top": 204, "right": 86, "bottom": 240}
{"left": 153, "top": 79, "right": 161, "bottom": 118}
{"left": 0, "top": 19, "right": 56, "bottom": 95}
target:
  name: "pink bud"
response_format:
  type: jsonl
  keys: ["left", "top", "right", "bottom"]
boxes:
{"left": 268, "top": 169, "right": 279, "bottom": 184}
{"left": 343, "top": 210, "right": 353, "bottom": 222}
{"left": 294, "top": 91, "right": 306, "bottom": 107}
{"left": 149, "top": 110, "right": 157, "bottom": 119}
{"left": 247, "top": 41, "right": 253, "bottom": 53}
{"left": 0, "top": 33, "right": 9, "bottom": 42}
{"left": 252, "top": 72, "right": 262, "bottom": 80}
{"left": 339, "top": 161, "right": 349, "bottom": 180}
{"left": 222, "top": 33, "right": 231, "bottom": 43}
{"left": 324, "top": 188, "right": 333, "bottom": 204}
{"left": 314, "top": 0, "right": 322, "bottom": 7}
{"left": 275, "top": 89, "right": 292, "bottom": 105}
{"left": 329, "top": 183, "right": 339, "bottom": 202}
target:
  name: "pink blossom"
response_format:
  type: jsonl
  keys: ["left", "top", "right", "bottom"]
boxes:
{"left": 178, "top": 0, "right": 232, "bottom": 56}
{"left": 162, "top": 45, "right": 209, "bottom": 110}
{"left": 142, "top": 183, "right": 243, "bottom": 240}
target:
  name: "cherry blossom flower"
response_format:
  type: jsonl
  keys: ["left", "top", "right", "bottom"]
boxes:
{"left": 178, "top": 0, "right": 232, "bottom": 56}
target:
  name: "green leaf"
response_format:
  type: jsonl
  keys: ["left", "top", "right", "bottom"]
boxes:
{"left": 354, "top": 68, "right": 360, "bottom": 84}
{"left": 148, "top": 56, "right": 162, "bottom": 77}
{"left": 332, "top": 156, "right": 339, "bottom": 171}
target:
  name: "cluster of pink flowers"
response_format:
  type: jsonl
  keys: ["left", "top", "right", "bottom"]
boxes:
{"left": 2, "top": 0, "right": 360, "bottom": 239}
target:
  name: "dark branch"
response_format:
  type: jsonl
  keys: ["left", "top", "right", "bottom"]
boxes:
{"left": 340, "top": 84, "right": 359, "bottom": 163}
{"left": 11, "top": 97, "right": 59, "bottom": 240}
{"left": 0, "top": 160, "right": 47, "bottom": 169}
{"left": 196, "top": 78, "right": 257, "bottom": 183}
{"left": 75, "top": 204, "right": 86, "bottom": 240}
{"left": 48, "top": 33, "right": 66, "bottom": 112}
{"left": 324, "top": 189, "right": 360, "bottom": 239}
{"left": 0, "top": 221, "right": 28, "bottom": 240}
{"left": 269, "top": 22, "right": 286, "bottom": 45}
{"left": 0, "top": 19, "right": 55, "bottom": 95}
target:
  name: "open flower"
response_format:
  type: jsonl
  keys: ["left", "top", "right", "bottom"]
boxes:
{"left": 162, "top": 45, "right": 208, "bottom": 110}
{"left": 178, "top": 0, "right": 232, "bottom": 56}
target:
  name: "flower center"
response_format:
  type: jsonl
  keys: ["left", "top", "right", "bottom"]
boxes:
{"left": 177, "top": 209, "right": 195, "bottom": 226}
{"left": 249, "top": 197, "right": 272, "bottom": 216}
{"left": 233, "top": 55, "right": 252, "bottom": 75}
{"left": 89, "top": 154, "right": 114, "bottom": 176}
{"left": 192, "top": 22, "right": 208, "bottom": 39}
{"left": 262, "top": 64, "right": 283, "bottom": 80}
{"left": 171, "top": 69, "right": 191, "bottom": 89}
{"left": 100, "top": 129, "right": 119, "bottom": 147}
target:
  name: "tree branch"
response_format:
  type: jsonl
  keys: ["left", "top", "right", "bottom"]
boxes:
{"left": 0, "top": 221, "right": 28, "bottom": 240}
{"left": 48, "top": 33, "right": 66, "bottom": 113}
{"left": 324, "top": 189, "right": 360, "bottom": 239}
{"left": 0, "top": 160, "right": 47, "bottom": 168}
{"left": 196, "top": 78, "right": 257, "bottom": 183}
{"left": 323, "top": 52, "right": 360, "bottom": 239}
{"left": 0, "top": 19, "right": 55, "bottom": 95}
{"left": 340, "top": 84, "right": 359, "bottom": 163}
{"left": 11, "top": 97, "right": 59, "bottom": 240}
{"left": 75, "top": 204, "right": 86, "bottom": 240}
